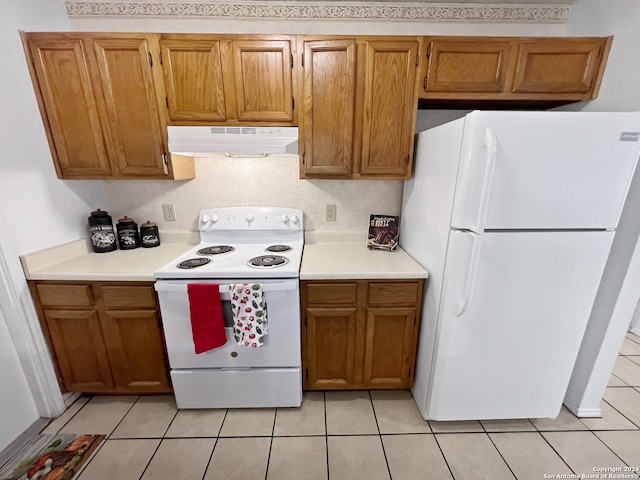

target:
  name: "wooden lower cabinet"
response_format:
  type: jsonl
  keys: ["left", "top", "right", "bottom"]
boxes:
{"left": 302, "top": 279, "right": 423, "bottom": 390}
{"left": 30, "top": 281, "right": 171, "bottom": 394}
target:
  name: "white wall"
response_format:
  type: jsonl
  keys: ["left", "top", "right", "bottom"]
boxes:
{"left": 0, "top": 0, "right": 107, "bottom": 449}
{"left": 562, "top": 0, "right": 640, "bottom": 416}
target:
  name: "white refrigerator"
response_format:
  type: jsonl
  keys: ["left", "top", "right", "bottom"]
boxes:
{"left": 401, "top": 111, "right": 640, "bottom": 421}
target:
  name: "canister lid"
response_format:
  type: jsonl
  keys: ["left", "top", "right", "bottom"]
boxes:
{"left": 118, "top": 216, "right": 135, "bottom": 223}
{"left": 90, "top": 209, "right": 110, "bottom": 217}
{"left": 141, "top": 221, "right": 157, "bottom": 228}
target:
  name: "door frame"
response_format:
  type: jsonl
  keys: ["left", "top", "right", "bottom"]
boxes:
{"left": 0, "top": 227, "right": 65, "bottom": 418}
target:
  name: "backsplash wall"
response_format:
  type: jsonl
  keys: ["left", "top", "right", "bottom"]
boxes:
{"left": 103, "top": 155, "right": 403, "bottom": 234}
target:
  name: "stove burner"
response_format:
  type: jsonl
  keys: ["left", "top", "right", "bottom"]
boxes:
{"left": 177, "top": 257, "right": 211, "bottom": 269}
{"left": 248, "top": 255, "right": 289, "bottom": 268}
{"left": 265, "top": 244, "right": 292, "bottom": 253}
{"left": 197, "top": 245, "right": 235, "bottom": 255}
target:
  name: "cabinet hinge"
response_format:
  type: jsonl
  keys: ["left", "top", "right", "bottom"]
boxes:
{"left": 302, "top": 153, "right": 306, "bottom": 165}
{"left": 426, "top": 43, "right": 432, "bottom": 58}
{"left": 159, "top": 51, "right": 163, "bottom": 65}
{"left": 148, "top": 52, "right": 153, "bottom": 67}
{"left": 292, "top": 97, "right": 295, "bottom": 110}
{"left": 423, "top": 76, "right": 428, "bottom": 91}
{"left": 163, "top": 152, "right": 168, "bottom": 165}
{"left": 305, "top": 369, "right": 309, "bottom": 381}
{"left": 301, "top": 54, "right": 304, "bottom": 68}
{"left": 165, "top": 96, "right": 169, "bottom": 109}
{"left": 416, "top": 54, "right": 419, "bottom": 67}
{"left": 290, "top": 54, "right": 294, "bottom": 69}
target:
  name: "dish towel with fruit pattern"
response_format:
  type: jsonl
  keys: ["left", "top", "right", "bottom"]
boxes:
{"left": 230, "top": 284, "right": 268, "bottom": 347}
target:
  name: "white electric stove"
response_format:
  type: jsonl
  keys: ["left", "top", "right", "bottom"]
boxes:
{"left": 154, "top": 206, "right": 304, "bottom": 408}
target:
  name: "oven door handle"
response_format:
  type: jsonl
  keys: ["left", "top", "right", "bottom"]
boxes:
{"left": 154, "top": 280, "right": 298, "bottom": 293}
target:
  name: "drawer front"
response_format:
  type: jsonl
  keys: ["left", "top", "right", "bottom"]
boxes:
{"left": 367, "top": 282, "right": 420, "bottom": 305}
{"left": 100, "top": 285, "right": 156, "bottom": 308}
{"left": 305, "top": 282, "right": 358, "bottom": 305}
{"left": 36, "top": 284, "right": 93, "bottom": 307}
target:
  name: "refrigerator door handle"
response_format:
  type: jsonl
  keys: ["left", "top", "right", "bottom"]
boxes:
{"left": 456, "top": 232, "right": 483, "bottom": 317}
{"left": 475, "top": 127, "right": 498, "bottom": 233}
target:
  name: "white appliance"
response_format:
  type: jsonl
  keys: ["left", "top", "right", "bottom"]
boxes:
{"left": 168, "top": 126, "right": 299, "bottom": 155}
{"left": 401, "top": 111, "right": 640, "bottom": 421}
{"left": 154, "top": 206, "right": 304, "bottom": 409}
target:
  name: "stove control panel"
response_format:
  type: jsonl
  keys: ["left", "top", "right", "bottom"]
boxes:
{"left": 198, "top": 206, "right": 304, "bottom": 232}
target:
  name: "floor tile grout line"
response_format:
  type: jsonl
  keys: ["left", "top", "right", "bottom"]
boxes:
{"left": 136, "top": 437, "right": 164, "bottom": 480}
{"left": 198, "top": 436, "right": 220, "bottom": 480}
{"left": 599, "top": 396, "right": 640, "bottom": 429}
{"left": 106, "top": 395, "right": 141, "bottom": 439}
{"left": 72, "top": 433, "right": 109, "bottom": 480}
{"left": 48, "top": 395, "right": 91, "bottom": 434}
{"left": 538, "top": 430, "right": 578, "bottom": 476}
{"left": 367, "top": 391, "right": 393, "bottom": 479}
{"left": 484, "top": 431, "right": 519, "bottom": 479}
{"left": 590, "top": 429, "right": 634, "bottom": 469}
{"left": 263, "top": 407, "right": 278, "bottom": 480}
{"left": 431, "top": 431, "right": 456, "bottom": 479}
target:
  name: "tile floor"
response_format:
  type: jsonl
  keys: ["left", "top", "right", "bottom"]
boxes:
{"left": 35, "top": 332, "right": 640, "bottom": 480}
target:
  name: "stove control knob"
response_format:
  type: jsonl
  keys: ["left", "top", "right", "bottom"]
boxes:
{"left": 211, "top": 213, "right": 219, "bottom": 224}
{"left": 201, "top": 213, "right": 211, "bottom": 226}
{"left": 246, "top": 212, "right": 255, "bottom": 224}
{"left": 290, "top": 214, "right": 300, "bottom": 224}
{"left": 281, "top": 214, "right": 289, "bottom": 223}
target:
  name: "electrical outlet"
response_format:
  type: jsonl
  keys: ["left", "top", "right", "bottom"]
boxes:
{"left": 326, "top": 204, "right": 337, "bottom": 222}
{"left": 163, "top": 204, "right": 177, "bottom": 222}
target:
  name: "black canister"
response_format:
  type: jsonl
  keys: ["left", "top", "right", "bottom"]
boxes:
{"left": 88, "top": 209, "right": 117, "bottom": 253}
{"left": 140, "top": 221, "right": 161, "bottom": 248}
{"left": 116, "top": 216, "right": 141, "bottom": 250}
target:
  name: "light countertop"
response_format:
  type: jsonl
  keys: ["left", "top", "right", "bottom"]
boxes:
{"left": 300, "top": 232, "right": 428, "bottom": 280}
{"left": 20, "top": 236, "right": 195, "bottom": 282}
{"left": 20, "top": 231, "right": 428, "bottom": 282}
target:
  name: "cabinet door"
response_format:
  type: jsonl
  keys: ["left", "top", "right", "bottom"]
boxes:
{"left": 512, "top": 38, "right": 606, "bottom": 95}
{"left": 101, "top": 309, "right": 171, "bottom": 393}
{"left": 44, "top": 309, "right": 114, "bottom": 393}
{"left": 304, "top": 307, "right": 358, "bottom": 389}
{"left": 27, "top": 34, "right": 112, "bottom": 178}
{"left": 363, "top": 307, "right": 418, "bottom": 388}
{"left": 231, "top": 40, "right": 294, "bottom": 122}
{"left": 423, "top": 38, "right": 511, "bottom": 93}
{"left": 302, "top": 39, "right": 357, "bottom": 177}
{"left": 160, "top": 37, "right": 227, "bottom": 122}
{"left": 88, "top": 35, "right": 168, "bottom": 177}
{"left": 360, "top": 40, "right": 419, "bottom": 177}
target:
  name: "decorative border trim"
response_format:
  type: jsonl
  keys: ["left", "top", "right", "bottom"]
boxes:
{"left": 65, "top": 1, "right": 570, "bottom": 23}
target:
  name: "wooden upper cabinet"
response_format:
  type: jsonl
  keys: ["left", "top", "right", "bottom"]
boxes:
{"left": 301, "top": 39, "right": 357, "bottom": 177}
{"left": 89, "top": 36, "right": 168, "bottom": 177}
{"left": 232, "top": 40, "right": 294, "bottom": 122}
{"left": 27, "top": 35, "right": 112, "bottom": 178}
{"left": 300, "top": 36, "right": 419, "bottom": 180}
{"left": 24, "top": 32, "right": 194, "bottom": 180}
{"left": 160, "top": 35, "right": 296, "bottom": 125}
{"left": 512, "top": 38, "right": 607, "bottom": 95}
{"left": 361, "top": 40, "right": 419, "bottom": 177}
{"left": 420, "top": 36, "right": 612, "bottom": 104}
{"left": 160, "top": 37, "right": 227, "bottom": 122}
{"left": 424, "top": 38, "right": 511, "bottom": 93}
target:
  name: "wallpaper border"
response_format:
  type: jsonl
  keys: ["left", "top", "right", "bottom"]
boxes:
{"left": 65, "top": 1, "right": 570, "bottom": 23}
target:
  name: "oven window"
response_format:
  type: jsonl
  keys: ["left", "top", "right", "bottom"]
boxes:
{"left": 221, "top": 299, "right": 234, "bottom": 328}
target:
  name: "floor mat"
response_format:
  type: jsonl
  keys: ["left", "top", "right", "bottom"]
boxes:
{"left": 0, "top": 433, "right": 104, "bottom": 480}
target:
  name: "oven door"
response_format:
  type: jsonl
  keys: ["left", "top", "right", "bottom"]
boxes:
{"left": 155, "top": 279, "right": 300, "bottom": 369}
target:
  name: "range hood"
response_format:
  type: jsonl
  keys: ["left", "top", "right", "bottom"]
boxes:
{"left": 168, "top": 126, "right": 298, "bottom": 156}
